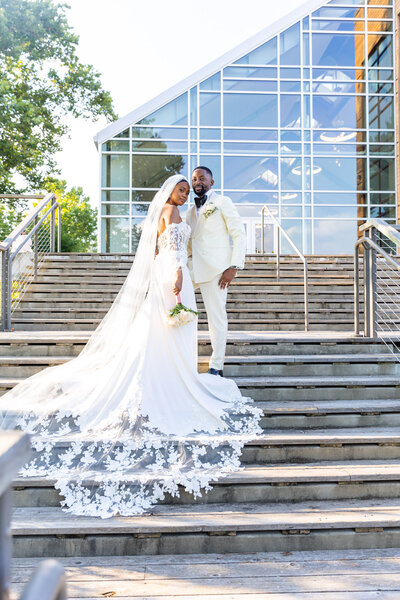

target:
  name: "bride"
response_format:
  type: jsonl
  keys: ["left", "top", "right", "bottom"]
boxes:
{"left": 0, "top": 174, "right": 262, "bottom": 518}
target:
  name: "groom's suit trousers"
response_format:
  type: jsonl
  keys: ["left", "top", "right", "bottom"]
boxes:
{"left": 196, "top": 274, "right": 228, "bottom": 371}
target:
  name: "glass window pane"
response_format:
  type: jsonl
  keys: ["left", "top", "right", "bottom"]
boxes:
{"left": 280, "top": 95, "right": 301, "bottom": 128}
{"left": 132, "top": 140, "right": 188, "bottom": 153}
{"left": 314, "top": 220, "right": 359, "bottom": 253}
{"left": 314, "top": 206, "right": 361, "bottom": 218}
{"left": 101, "top": 204, "right": 130, "bottom": 216}
{"left": 369, "top": 130, "right": 394, "bottom": 143}
{"left": 312, "top": 33, "right": 365, "bottom": 66}
{"left": 199, "top": 142, "right": 220, "bottom": 153}
{"left": 370, "top": 205, "right": 396, "bottom": 218}
{"left": 280, "top": 23, "right": 300, "bottom": 65}
{"left": 137, "top": 93, "right": 188, "bottom": 126}
{"left": 314, "top": 143, "right": 366, "bottom": 155}
{"left": 313, "top": 95, "right": 365, "bottom": 129}
{"left": 314, "top": 192, "right": 365, "bottom": 204}
{"left": 131, "top": 218, "right": 144, "bottom": 252}
{"left": 224, "top": 94, "right": 278, "bottom": 127}
{"left": 312, "top": 81, "right": 364, "bottom": 93}
{"left": 281, "top": 157, "right": 303, "bottom": 190}
{"left": 131, "top": 154, "right": 188, "bottom": 187}
{"left": 314, "top": 130, "right": 364, "bottom": 142}
{"left": 368, "top": 19, "right": 393, "bottom": 32}
{"left": 368, "top": 34, "right": 393, "bottom": 68}
{"left": 223, "top": 66, "right": 277, "bottom": 78}
{"left": 115, "top": 129, "right": 129, "bottom": 138}
{"left": 224, "top": 156, "right": 278, "bottom": 190}
{"left": 281, "top": 220, "right": 303, "bottom": 254}
{"left": 199, "top": 93, "right": 220, "bottom": 126}
{"left": 281, "top": 80, "right": 301, "bottom": 92}
{"left": 368, "top": 7, "right": 392, "bottom": 17}
{"left": 200, "top": 72, "right": 221, "bottom": 90}
{"left": 234, "top": 37, "right": 277, "bottom": 65}
{"left": 227, "top": 191, "right": 279, "bottom": 203}
{"left": 369, "top": 157, "right": 395, "bottom": 190}
{"left": 199, "top": 155, "right": 221, "bottom": 188}
{"left": 132, "top": 191, "right": 157, "bottom": 203}
{"left": 190, "top": 87, "right": 197, "bottom": 126}
{"left": 224, "top": 129, "right": 278, "bottom": 141}
{"left": 131, "top": 126, "right": 188, "bottom": 139}
{"left": 102, "top": 140, "right": 129, "bottom": 151}
{"left": 101, "top": 218, "right": 129, "bottom": 253}
{"left": 367, "top": 0, "right": 392, "bottom": 5}
{"left": 313, "top": 157, "right": 366, "bottom": 190}
{"left": 102, "top": 154, "right": 129, "bottom": 188}
{"left": 329, "top": 0, "right": 365, "bottom": 5}
{"left": 312, "top": 20, "right": 364, "bottom": 32}
{"left": 370, "top": 144, "right": 394, "bottom": 155}
{"left": 368, "top": 81, "right": 393, "bottom": 93}
{"left": 280, "top": 67, "right": 301, "bottom": 79}
{"left": 102, "top": 190, "right": 129, "bottom": 202}
{"left": 281, "top": 131, "right": 302, "bottom": 142}
{"left": 224, "top": 142, "right": 278, "bottom": 154}
{"left": 313, "top": 6, "right": 364, "bottom": 17}
{"left": 368, "top": 95, "right": 394, "bottom": 129}
{"left": 131, "top": 203, "right": 149, "bottom": 217}
{"left": 313, "top": 68, "right": 365, "bottom": 80}
{"left": 303, "top": 16, "right": 310, "bottom": 29}
{"left": 223, "top": 80, "right": 277, "bottom": 92}
{"left": 199, "top": 128, "right": 221, "bottom": 140}
{"left": 368, "top": 68, "right": 393, "bottom": 80}
{"left": 370, "top": 192, "right": 395, "bottom": 204}
{"left": 280, "top": 143, "right": 302, "bottom": 154}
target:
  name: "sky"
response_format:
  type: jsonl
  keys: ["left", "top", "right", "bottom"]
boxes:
{"left": 54, "top": 0, "right": 308, "bottom": 207}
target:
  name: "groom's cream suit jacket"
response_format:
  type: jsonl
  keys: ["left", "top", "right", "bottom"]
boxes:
{"left": 185, "top": 190, "right": 246, "bottom": 285}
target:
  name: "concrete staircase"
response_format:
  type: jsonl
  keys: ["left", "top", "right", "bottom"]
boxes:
{"left": 3, "top": 253, "right": 400, "bottom": 557}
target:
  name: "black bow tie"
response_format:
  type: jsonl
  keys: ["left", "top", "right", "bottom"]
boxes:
{"left": 194, "top": 195, "right": 207, "bottom": 209}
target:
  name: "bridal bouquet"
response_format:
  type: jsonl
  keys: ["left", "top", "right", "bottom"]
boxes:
{"left": 167, "top": 294, "right": 198, "bottom": 326}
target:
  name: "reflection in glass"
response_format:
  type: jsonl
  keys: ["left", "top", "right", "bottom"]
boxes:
{"left": 227, "top": 191, "right": 278, "bottom": 204}
{"left": 131, "top": 218, "right": 143, "bottom": 252}
{"left": 312, "top": 20, "right": 364, "bottom": 32}
{"left": 102, "top": 155, "right": 129, "bottom": 188}
{"left": 369, "top": 131, "right": 394, "bottom": 143}
{"left": 370, "top": 205, "right": 395, "bottom": 218}
{"left": 368, "top": 95, "right": 394, "bottom": 129}
{"left": 369, "top": 144, "right": 394, "bottom": 155}
{"left": 131, "top": 126, "right": 188, "bottom": 140}
{"left": 369, "top": 157, "right": 395, "bottom": 191}
{"left": 200, "top": 142, "right": 221, "bottom": 153}
{"left": 281, "top": 80, "right": 301, "bottom": 92}
{"left": 280, "top": 67, "right": 301, "bottom": 79}
{"left": 199, "top": 93, "right": 221, "bottom": 126}
{"left": 368, "top": 81, "right": 393, "bottom": 93}
{"left": 303, "top": 33, "right": 310, "bottom": 65}
{"left": 313, "top": 6, "right": 364, "bottom": 18}
{"left": 115, "top": 129, "right": 129, "bottom": 138}
{"left": 224, "top": 142, "right": 278, "bottom": 154}
{"left": 200, "top": 72, "right": 221, "bottom": 90}
{"left": 223, "top": 66, "right": 277, "bottom": 78}
{"left": 368, "top": 68, "right": 393, "bottom": 80}
{"left": 312, "top": 34, "right": 365, "bottom": 66}
{"left": 101, "top": 218, "right": 129, "bottom": 253}
{"left": 368, "top": 34, "right": 393, "bottom": 68}
{"left": 199, "top": 155, "right": 221, "bottom": 188}
{"left": 224, "top": 129, "right": 278, "bottom": 141}
{"left": 314, "top": 205, "right": 360, "bottom": 218}
{"left": 368, "top": 19, "right": 393, "bottom": 32}
{"left": 312, "top": 81, "right": 363, "bottom": 93}
{"left": 314, "top": 192, "right": 365, "bottom": 204}
{"left": 200, "top": 128, "right": 221, "bottom": 139}
{"left": 132, "top": 191, "right": 157, "bottom": 203}
{"left": 137, "top": 93, "right": 188, "bottom": 126}
{"left": 102, "top": 141, "right": 129, "bottom": 151}
{"left": 234, "top": 37, "right": 277, "bottom": 65}
{"left": 281, "top": 157, "right": 303, "bottom": 190}
{"left": 224, "top": 156, "right": 278, "bottom": 190}
{"left": 313, "top": 143, "right": 366, "bottom": 155}
{"left": 224, "top": 94, "right": 278, "bottom": 127}
{"left": 280, "top": 95, "right": 301, "bottom": 128}
{"left": 190, "top": 87, "right": 197, "bottom": 126}
{"left": 281, "top": 220, "right": 303, "bottom": 254}
{"left": 102, "top": 191, "right": 129, "bottom": 202}
{"left": 369, "top": 193, "right": 395, "bottom": 205}
{"left": 281, "top": 131, "right": 302, "bottom": 142}
{"left": 132, "top": 140, "right": 188, "bottom": 153}
{"left": 368, "top": 7, "right": 392, "bottom": 18}
{"left": 281, "top": 143, "right": 302, "bottom": 154}
{"left": 101, "top": 204, "right": 129, "bottom": 216}
{"left": 313, "top": 157, "right": 366, "bottom": 190}
{"left": 313, "top": 95, "right": 365, "bottom": 130}
{"left": 223, "top": 80, "right": 277, "bottom": 92}
{"left": 131, "top": 154, "right": 188, "bottom": 188}
{"left": 314, "top": 219, "right": 358, "bottom": 253}
{"left": 280, "top": 23, "right": 300, "bottom": 65}
{"left": 281, "top": 206, "right": 302, "bottom": 218}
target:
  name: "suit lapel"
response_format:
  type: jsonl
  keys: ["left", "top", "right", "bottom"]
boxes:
{"left": 193, "top": 191, "right": 215, "bottom": 237}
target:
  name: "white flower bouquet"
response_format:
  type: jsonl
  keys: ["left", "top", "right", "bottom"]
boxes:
{"left": 167, "top": 294, "right": 198, "bottom": 327}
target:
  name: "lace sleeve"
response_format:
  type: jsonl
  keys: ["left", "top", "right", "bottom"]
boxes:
{"left": 158, "top": 223, "right": 189, "bottom": 269}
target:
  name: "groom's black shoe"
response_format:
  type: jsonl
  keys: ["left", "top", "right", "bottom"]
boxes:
{"left": 208, "top": 368, "right": 223, "bottom": 377}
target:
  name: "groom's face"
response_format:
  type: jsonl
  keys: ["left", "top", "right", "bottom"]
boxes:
{"left": 192, "top": 169, "right": 214, "bottom": 197}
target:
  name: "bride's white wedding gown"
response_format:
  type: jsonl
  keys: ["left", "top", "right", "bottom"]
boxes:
{"left": 0, "top": 220, "right": 262, "bottom": 518}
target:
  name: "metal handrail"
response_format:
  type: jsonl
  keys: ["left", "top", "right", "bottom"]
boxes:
{"left": 260, "top": 205, "right": 309, "bottom": 331}
{"left": 20, "top": 560, "right": 66, "bottom": 600}
{"left": 1, "top": 193, "right": 61, "bottom": 331}
{"left": 354, "top": 218, "right": 400, "bottom": 338}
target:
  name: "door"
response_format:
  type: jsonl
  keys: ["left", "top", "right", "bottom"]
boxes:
{"left": 242, "top": 218, "right": 275, "bottom": 253}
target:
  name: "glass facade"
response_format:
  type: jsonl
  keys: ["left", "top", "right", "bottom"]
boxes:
{"left": 99, "top": 0, "right": 396, "bottom": 254}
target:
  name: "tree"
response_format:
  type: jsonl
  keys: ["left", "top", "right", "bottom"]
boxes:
{"left": 44, "top": 177, "right": 97, "bottom": 252}
{"left": 0, "top": 0, "right": 117, "bottom": 194}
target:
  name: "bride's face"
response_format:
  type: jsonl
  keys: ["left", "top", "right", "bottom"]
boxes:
{"left": 169, "top": 181, "right": 190, "bottom": 206}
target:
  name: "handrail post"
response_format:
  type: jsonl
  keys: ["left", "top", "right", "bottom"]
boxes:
{"left": 50, "top": 196, "right": 56, "bottom": 252}
{"left": 363, "top": 227, "right": 377, "bottom": 338}
{"left": 1, "top": 249, "right": 11, "bottom": 332}
{"left": 276, "top": 227, "right": 280, "bottom": 281}
{"left": 57, "top": 206, "right": 61, "bottom": 253}
{"left": 354, "top": 241, "right": 361, "bottom": 336}
{"left": 33, "top": 216, "right": 38, "bottom": 280}
{"left": 261, "top": 207, "right": 265, "bottom": 254}
{"left": 304, "top": 260, "right": 309, "bottom": 332}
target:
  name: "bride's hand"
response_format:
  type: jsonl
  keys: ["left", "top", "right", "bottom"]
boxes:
{"left": 172, "top": 269, "right": 183, "bottom": 296}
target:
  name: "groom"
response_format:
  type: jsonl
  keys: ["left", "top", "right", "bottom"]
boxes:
{"left": 185, "top": 166, "right": 246, "bottom": 376}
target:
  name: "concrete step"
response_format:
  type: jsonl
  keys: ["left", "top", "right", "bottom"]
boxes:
{"left": 10, "top": 499, "right": 400, "bottom": 557}
{"left": 13, "top": 461, "right": 400, "bottom": 508}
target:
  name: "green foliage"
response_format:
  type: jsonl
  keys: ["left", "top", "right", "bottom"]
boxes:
{"left": 0, "top": 0, "right": 117, "bottom": 193}
{"left": 44, "top": 178, "right": 97, "bottom": 252}
{"left": 0, "top": 197, "right": 27, "bottom": 240}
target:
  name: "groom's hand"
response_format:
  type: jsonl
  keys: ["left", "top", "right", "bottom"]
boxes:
{"left": 218, "top": 267, "right": 237, "bottom": 289}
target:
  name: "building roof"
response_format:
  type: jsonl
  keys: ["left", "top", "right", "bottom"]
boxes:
{"left": 94, "top": 0, "right": 326, "bottom": 147}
